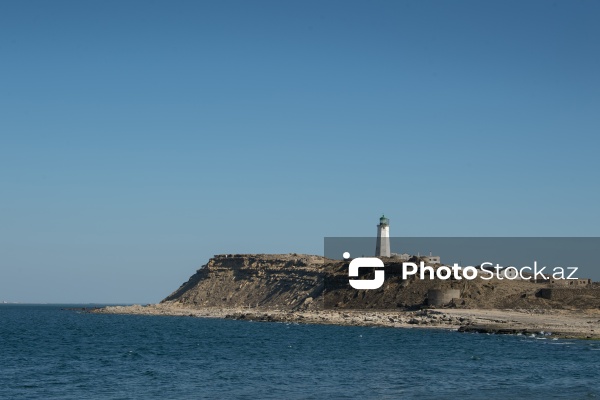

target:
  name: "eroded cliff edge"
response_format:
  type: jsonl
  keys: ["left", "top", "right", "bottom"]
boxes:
{"left": 162, "top": 254, "right": 325, "bottom": 309}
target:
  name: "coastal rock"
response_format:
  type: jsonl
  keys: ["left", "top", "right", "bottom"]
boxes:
{"left": 160, "top": 253, "right": 600, "bottom": 311}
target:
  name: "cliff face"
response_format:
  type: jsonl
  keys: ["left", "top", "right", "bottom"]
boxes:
{"left": 162, "top": 254, "right": 326, "bottom": 309}
{"left": 162, "top": 253, "right": 598, "bottom": 310}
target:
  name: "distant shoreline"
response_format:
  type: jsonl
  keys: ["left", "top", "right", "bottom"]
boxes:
{"left": 91, "top": 303, "right": 600, "bottom": 340}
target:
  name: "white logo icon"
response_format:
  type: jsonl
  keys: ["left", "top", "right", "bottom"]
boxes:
{"left": 348, "top": 257, "right": 385, "bottom": 290}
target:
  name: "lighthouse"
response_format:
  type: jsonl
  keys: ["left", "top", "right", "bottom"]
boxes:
{"left": 375, "top": 215, "right": 391, "bottom": 257}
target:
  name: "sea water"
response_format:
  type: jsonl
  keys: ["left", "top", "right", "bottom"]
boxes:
{"left": 0, "top": 305, "right": 598, "bottom": 399}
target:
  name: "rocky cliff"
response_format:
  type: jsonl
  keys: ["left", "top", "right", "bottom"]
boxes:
{"left": 161, "top": 253, "right": 600, "bottom": 310}
{"left": 162, "top": 254, "right": 326, "bottom": 309}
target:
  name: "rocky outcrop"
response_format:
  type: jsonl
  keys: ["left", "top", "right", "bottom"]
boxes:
{"left": 162, "top": 254, "right": 326, "bottom": 309}
{"left": 161, "top": 254, "right": 600, "bottom": 311}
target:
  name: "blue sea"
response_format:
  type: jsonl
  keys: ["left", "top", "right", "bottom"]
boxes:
{"left": 0, "top": 305, "right": 599, "bottom": 399}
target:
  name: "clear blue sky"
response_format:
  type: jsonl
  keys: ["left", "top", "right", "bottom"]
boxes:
{"left": 1, "top": 0, "right": 599, "bottom": 303}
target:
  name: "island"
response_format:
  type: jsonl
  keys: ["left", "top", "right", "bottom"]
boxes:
{"left": 93, "top": 253, "right": 600, "bottom": 339}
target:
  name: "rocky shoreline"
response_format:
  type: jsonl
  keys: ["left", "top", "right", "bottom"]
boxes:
{"left": 90, "top": 303, "right": 600, "bottom": 340}
{"left": 88, "top": 254, "right": 600, "bottom": 339}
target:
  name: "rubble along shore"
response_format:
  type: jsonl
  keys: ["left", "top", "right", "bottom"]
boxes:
{"left": 90, "top": 303, "right": 600, "bottom": 340}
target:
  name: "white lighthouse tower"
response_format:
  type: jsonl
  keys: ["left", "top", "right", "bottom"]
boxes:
{"left": 375, "top": 214, "right": 391, "bottom": 257}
